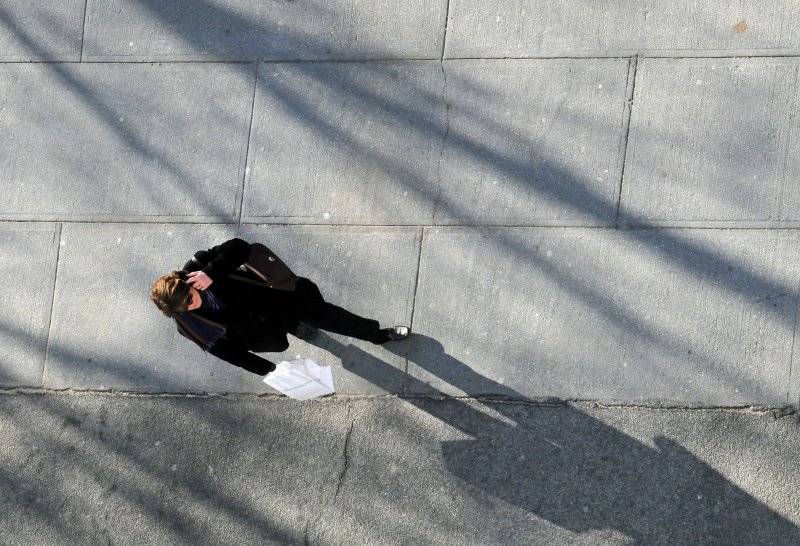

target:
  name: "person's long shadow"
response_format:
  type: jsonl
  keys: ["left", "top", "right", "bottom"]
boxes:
{"left": 309, "top": 332, "right": 800, "bottom": 545}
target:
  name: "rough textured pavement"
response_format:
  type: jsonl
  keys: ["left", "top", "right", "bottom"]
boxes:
{"left": 2, "top": 1, "right": 800, "bottom": 544}
{"left": 3, "top": 392, "right": 800, "bottom": 546}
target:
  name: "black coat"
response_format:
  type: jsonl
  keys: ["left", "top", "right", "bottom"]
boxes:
{"left": 177, "top": 238, "right": 325, "bottom": 375}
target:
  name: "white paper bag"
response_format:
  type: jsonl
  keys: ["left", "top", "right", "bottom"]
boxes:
{"left": 263, "top": 358, "right": 335, "bottom": 400}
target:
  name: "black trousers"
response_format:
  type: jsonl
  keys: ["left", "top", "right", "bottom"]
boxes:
{"left": 248, "top": 302, "right": 385, "bottom": 352}
{"left": 304, "top": 303, "right": 385, "bottom": 343}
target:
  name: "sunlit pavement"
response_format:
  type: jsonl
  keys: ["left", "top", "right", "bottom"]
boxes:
{"left": 2, "top": 2, "right": 799, "bottom": 544}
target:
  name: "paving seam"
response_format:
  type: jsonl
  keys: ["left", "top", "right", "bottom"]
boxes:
{"left": 235, "top": 61, "right": 259, "bottom": 229}
{"left": 614, "top": 55, "right": 638, "bottom": 227}
{"left": 72, "top": 57, "right": 444, "bottom": 64}
{"left": 443, "top": 51, "right": 800, "bottom": 60}
{"left": 1, "top": 387, "right": 796, "bottom": 413}
{"left": 78, "top": 0, "right": 89, "bottom": 63}
{"left": 6, "top": 220, "right": 800, "bottom": 231}
{"left": 440, "top": 0, "right": 452, "bottom": 60}
{"left": 7, "top": 54, "right": 800, "bottom": 67}
{"left": 402, "top": 226, "right": 426, "bottom": 394}
{"left": 38, "top": 223, "right": 63, "bottom": 388}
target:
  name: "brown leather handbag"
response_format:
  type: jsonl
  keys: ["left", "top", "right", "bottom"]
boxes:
{"left": 241, "top": 243, "right": 298, "bottom": 291}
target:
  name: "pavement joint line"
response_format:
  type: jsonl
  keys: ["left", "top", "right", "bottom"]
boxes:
{"left": 0, "top": 387, "right": 796, "bottom": 413}
{"left": 8, "top": 53, "right": 800, "bottom": 67}
{"left": 235, "top": 61, "right": 259, "bottom": 229}
{"left": 79, "top": 0, "right": 89, "bottom": 63}
{"left": 0, "top": 60, "right": 255, "bottom": 66}
{"left": 15, "top": 58, "right": 442, "bottom": 65}
{"left": 259, "top": 57, "right": 441, "bottom": 64}
{"left": 5, "top": 220, "right": 800, "bottom": 232}
{"left": 615, "top": 55, "right": 638, "bottom": 227}
{"left": 402, "top": 226, "right": 426, "bottom": 394}
{"left": 585, "top": 400, "right": 798, "bottom": 414}
{"left": 440, "top": 0, "right": 452, "bottom": 61}
{"left": 39, "top": 223, "right": 63, "bottom": 388}
{"left": 444, "top": 52, "right": 800, "bottom": 61}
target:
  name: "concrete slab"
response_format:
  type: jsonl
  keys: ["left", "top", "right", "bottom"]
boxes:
{"left": 3, "top": 394, "right": 799, "bottom": 544}
{"left": 243, "top": 62, "right": 446, "bottom": 225}
{"left": 83, "top": 0, "right": 447, "bottom": 61}
{"left": 238, "top": 225, "right": 421, "bottom": 395}
{"left": 0, "top": 393, "right": 351, "bottom": 545}
{"left": 330, "top": 400, "right": 800, "bottom": 545}
{"left": 43, "top": 225, "right": 418, "bottom": 395}
{"left": 42, "top": 224, "right": 264, "bottom": 393}
{"left": 0, "top": 63, "right": 254, "bottom": 222}
{"left": 0, "top": 2, "right": 85, "bottom": 61}
{"left": 445, "top": 1, "right": 800, "bottom": 58}
{"left": 409, "top": 227, "right": 800, "bottom": 405}
{"left": 435, "top": 59, "right": 630, "bottom": 226}
{"left": 0, "top": 225, "right": 59, "bottom": 387}
{"left": 622, "top": 58, "right": 800, "bottom": 227}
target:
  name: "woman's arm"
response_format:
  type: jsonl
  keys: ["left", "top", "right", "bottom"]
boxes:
{"left": 183, "top": 238, "right": 251, "bottom": 280}
{"left": 208, "top": 338, "right": 277, "bottom": 376}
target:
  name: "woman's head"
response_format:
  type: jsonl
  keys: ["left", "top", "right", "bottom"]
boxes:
{"left": 150, "top": 271, "right": 198, "bottom": 317}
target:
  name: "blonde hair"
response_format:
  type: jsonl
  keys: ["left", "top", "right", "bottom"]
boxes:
{"left": 150, "top": 271, "right": 192, "bottom": 317}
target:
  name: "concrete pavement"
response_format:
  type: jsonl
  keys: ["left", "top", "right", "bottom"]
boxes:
{"left": 4, "top": 1, "right": 800, "bottom": 403}
{"left": 2, "top": 1, "right": 800, "bottom": 543}
{"left": 2, "top": 391, "right": 799, "bottom": 545}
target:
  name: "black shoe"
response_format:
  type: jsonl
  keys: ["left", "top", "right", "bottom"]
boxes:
{"left": 381, "top": 326, "right": 410, "bottom": 342}
{"left": 294, "top": 323, "right": 319, "bottom": 341}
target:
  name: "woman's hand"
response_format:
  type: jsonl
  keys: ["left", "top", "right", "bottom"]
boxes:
{"left": 186, "top": 270, "right": 214, "bottom": 291}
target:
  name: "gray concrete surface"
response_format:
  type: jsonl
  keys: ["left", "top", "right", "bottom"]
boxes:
{"left": 0, "top": 2, "right": 85, "bottom": 61}
{"left": 43, "top": 224, "right": 247, "bottom": 393}
{"left": 39, "top": 224, "right": 419, "bottom": 395}
{"left": 2, "top": 392, "right": 799, "bottom": 545}
{"left": 82, "top": 0, "right": 447, "bottom": 61}
{"left": 0, "top": 225, "right": 59, "bottom": 386}
{"left": 0, "top": 0, "right": 798, "bottom": 406}
{"left": 244, "top": 62, "right": 446, "bottom": 225}
{"left": 622, "top": 58, "right": 800, "bottom": 227}
{"left": 3, "top": 2, "right": 800, "bottom": 543}
{"left": 411, "top": 228, "right": 800, "bottom": 405}
{"left": 436, "top": 59, "right": 630, "bottom": 226}
{"left": 0, "top": 63, "right": 254, "bottom": 222}
{"left": 444, "top": 1, "right": 800, "bottom": 58}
